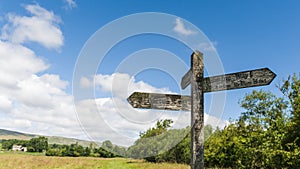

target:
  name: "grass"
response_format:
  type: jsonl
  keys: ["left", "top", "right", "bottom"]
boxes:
{"left": 0, "top": 152, "right": 189, "bottom": 169}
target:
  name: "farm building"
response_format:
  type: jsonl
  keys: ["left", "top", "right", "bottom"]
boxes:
{"left": 12, "top": 144, "right": 27, "bottom": 152}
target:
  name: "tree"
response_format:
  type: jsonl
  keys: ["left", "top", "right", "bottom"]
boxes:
{"left": 280, "top": 73, "right": 300, "bottom": 147}
{"left": 158, "top": 127, "right": 191, "bottom": 164}
{"left": 113, "top": 145, "right": 126, "bottom": 157}
{"left": 127, "top": 119, "right": 175, "bottom": 161}
{"left": 1, "top": 139, "right": 17, "bottom": 150}
{"left": 1, "top": 139, "right": 29, "bottom": 150}
{"left": 128, "top": 119, "right": 214, "bottom": 164}
{"left": 239, "top": 90, "right": 288, "bottom": 130}
{"left": 204, "top": 124, "right": 213, "bottom": 141}
{"left": 94, "top": 147, "right": 115, "bottom": 158}
{"left": 102, "top": 140, "right": 114, "bottom": 152}
{"left": 139, "top": 119, "right": 173, "bottom": 138}
{"left": 28, "top": 136, "right": 48, "bottom": 152}
{"left": 204, "top": 87, "right": 299, "bottom": 168}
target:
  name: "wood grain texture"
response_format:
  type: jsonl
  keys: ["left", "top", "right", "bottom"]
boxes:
{"left": 181, "top": 68, "right": 276, "bottom": 91}
{"left": 127, "top": 92, "right": 191, "bottom": 111}
{"left": 190, "top": 51, "right": 204, "bottom": 169}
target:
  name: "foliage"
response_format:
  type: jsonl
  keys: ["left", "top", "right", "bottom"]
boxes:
{"left": 0, "top": 139, "right": 29, "bottom": 150}
{"left": 205, "top": 74, "right": 300, "bottom": 169}
{"left": 127, "top": 119, "right": 182, "bottom": 162}
{"left": 127, "top": 73, "right": 300, "bottom": 168}
{"left": 28, "top": 136, "right": 48, "bottom": 152}
{"left": 0, "top": 138, "right": 121, "bottom": 158}
{"left": 127, "top": 119, "right": 214, "bottom": 164}
{"left": 45, "top": 142, "right": 120, "bottom": 158}
{"left": 156, "top": 128, "right": 191, "bottom": 164}
{"left": 101, "top": 140, "right": 126, "bottom": 157}
{"left": 102, "top": 140, "right": 114, "bottom": 151}
{"left": 0, "top": 136, "right": 48, "bottom": 153}
{"left": 280, "top": 73, "right": 300, "bottom": 147}
{"left": 139, "top": 119, "right": 173, "bottom": 139}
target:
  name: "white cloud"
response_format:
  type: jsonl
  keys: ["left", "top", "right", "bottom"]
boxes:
{"left": 1, "top": 4, "right": 63, "bottom": 50}
{"left": 0, "top": 117, "right": 32, "bottom": 129}
{"left": 205, "top": 113, "right": 229, "bottom": 129}
{"left": 79, "top": 76, "right": 91, "bottom": 88}
{"left": 80, "top": 73, "right": 171, "bottom": 98}
{"left": 0, "top": 5, "right": 80, "bottom": 139}
{"left": 14, "top": 74, "right": 68, "bottom": 108}
{"left": 76, "top": 73, "right": 228, "bottom": 146}
{"left": 0, "top": 40, "right": 78, "bottom": 131}
{"left": 64, "top": 0, "right": 77, "bottom": 9}
{"left": 0, "top": 66, "right": 82, "bottom": 137}
{"left": 173, "top": 18, "right": 196, "bottom": 36}
{"left": 0, "top": 4, "right": 227, "bottom": 147}
{"left": 0, "top": 41, "right": 49, "bottom": 87}
{"left": 196, "top": 41, "right": 218, "bottom": 52}
{"left": 0, "top": 39, "right": 181, "bottom": 145}
{"left": 74, "top": 96, "right": 229, "bottom": 146}
{"left": 74, "top": 97, "right": 185, "bottom": 146}
{"left": 0, "top": 96, "right": 12, "bottom": 112}
{"left": 40, "top": 74, "right": 68, "bottom": 89}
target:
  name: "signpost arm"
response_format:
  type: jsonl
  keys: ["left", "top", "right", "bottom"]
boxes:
{"left": 127, "top": 50, "right": 277, "bottom": 169}
{"left": 191, "top": 51, "right": 204, "bottom": 169}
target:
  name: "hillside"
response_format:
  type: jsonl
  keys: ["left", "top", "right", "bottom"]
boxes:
{"left": 0, "top": 128, "right": 100, "bottom": 147}
{"left": 0, "top": 129, "right": 35, "bottom": 140}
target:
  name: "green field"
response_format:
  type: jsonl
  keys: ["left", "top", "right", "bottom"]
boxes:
{"left": 0, "top": 152, "right": 189, "bottom": 169}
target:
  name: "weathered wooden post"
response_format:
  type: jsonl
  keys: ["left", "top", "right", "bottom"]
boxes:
{"left": 191, "top": 51, "right": 204, "bottom": 168}
{"left": 127, "top": 50, "right": 276, "bottom": 169}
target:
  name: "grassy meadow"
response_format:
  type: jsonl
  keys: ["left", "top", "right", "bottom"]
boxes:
{"left": 0, "top": 152, "right": 189, "bottom": 169}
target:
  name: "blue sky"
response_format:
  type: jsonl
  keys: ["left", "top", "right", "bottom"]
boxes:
{"left": 0, "top": 0, "right": 299, "bottom": 146}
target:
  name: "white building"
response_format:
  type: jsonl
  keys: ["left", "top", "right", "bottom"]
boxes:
{"left": 12, "top": 144, "right": 27, "bottom": 152}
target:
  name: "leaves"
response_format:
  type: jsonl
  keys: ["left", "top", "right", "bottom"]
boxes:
{"left": 205, "top": 73, "right": 300, "bottom": 168}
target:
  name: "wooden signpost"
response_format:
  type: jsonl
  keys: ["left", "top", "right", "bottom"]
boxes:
{"left": 127, "top": 51, "right": 276, "bottom": 169}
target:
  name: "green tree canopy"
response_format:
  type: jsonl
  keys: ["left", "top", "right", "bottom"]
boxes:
{"left": 205, "top": 73, "right": 300, "bottom": 168}
{"left": 28, "top": 136, "right": 48, "bottom": 152}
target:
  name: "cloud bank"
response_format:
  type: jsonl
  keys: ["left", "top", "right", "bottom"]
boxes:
{"left": 0, "top": 4, "right": 228, "bottom": 146}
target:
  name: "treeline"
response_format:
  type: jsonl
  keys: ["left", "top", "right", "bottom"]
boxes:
{"left": 46, "top": 140, "right": 126, "bottom": 158}
{"left": 0, "top": 137, "right": 126, "bottom": 158}
{"left": 0, "top": 136, "right": 48, "bottom": 152}
{"left": 204, "top": 74, "right": 300, "bottom": 168}
{"left": 128, "top": 73, "right": 300, "bottom": 168}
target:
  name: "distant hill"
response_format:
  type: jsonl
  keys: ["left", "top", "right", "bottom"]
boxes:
{"left": 0, "top": 128, "right": 35, "bottom": 140}
{"left": 0, "top": 128, "right": 100, "bottom": 147}
{"left": 47, "top": 136, "right": 100, "bottom": 147}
